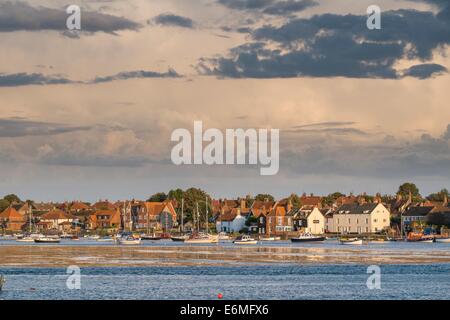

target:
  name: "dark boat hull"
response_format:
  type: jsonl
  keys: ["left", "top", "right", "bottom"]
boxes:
{"left": 141, "top": 236, "right": 161, "bottom": 241}
{"left": 171, "top": 236, "right": 186, "bottom": 242}
{"left": 291, "top": 237, "right": 325, "bottom": 242}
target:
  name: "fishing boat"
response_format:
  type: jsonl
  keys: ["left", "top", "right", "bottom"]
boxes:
{"left": 291, "top": 233, "right": 325, "bottom": 242}
{"left": 118, "top": 236, "right": 142, "bottom": 245}
{"left": 34, "top": 236, "right": 61, "bottom": 243}
{"left": 184, "top": 232, "right": 219, "bottom": 244}
{"left": 407, "top": 232, "right": 435, "bottom": 243}
{"left": 435, "top": 237, "right": 450, "bottom": 243}
{"left": 233, "top": 235, "right": 258, "bottom": 245}
{"left": 339, "top": 237, "right": 363, "bottom": 245}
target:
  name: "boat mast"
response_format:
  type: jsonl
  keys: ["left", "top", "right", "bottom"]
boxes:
{"left": 205, "top": 196, "right": 208, "bottom": 234}
{"left": 147, "top": 206, "right": 149, "bottom": 235}
{"left": 196, "top": 202, "right": 199, "bottom": 233}
{"left": 181, "top": 198, "right": 184, "bottom": 233}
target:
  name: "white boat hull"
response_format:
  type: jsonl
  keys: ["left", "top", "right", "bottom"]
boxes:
{"left": 185, "top": 237, "right": 219, "bottom": 244}
{"left": 234, "top": 240, "right": 258, "bottom": 245}
{"left": 16, "top": 238, "right": 35, "bottom": 242}
{"left": 436, "top": 238, "right": 450, "bottom": 243}
{"left": 340, "top": 239, "right": 363, "bottom": 245}
{"left": 118, "top": 239, "right": 141, "bottom": 245}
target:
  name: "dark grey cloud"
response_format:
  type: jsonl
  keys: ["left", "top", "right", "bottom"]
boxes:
{"left": 217, "top": 0, "right": 317, "bottom": 15}
{"left": 150, "top": 13, "right": 194, "bottom": 28}
{"left": 403, "top": 63, "right": 448, "bottom": 79}
{"left": 0, "top": 72, "right": 73, "bottom": 87}
{"left": 0, "top": 118, "right": 91, "bottom": 138}
{"left": 0, "top": 1, "right": 140, "bottom": 34}
{"left": 199, "top": 6, "right": 450, "bottom": 79}
{"left": 90, "top": 68, "right": 181, "bottom": 83}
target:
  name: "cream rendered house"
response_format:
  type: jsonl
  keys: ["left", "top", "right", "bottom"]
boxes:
{"left": 293, "top": 207, "right": 325, "bottom": 234}
{"left": 330, "top": 203, "right": 390, "bottom": 234}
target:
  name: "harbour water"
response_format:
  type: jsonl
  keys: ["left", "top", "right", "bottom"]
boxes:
{"left": 0, "top": 264, "right": 449, "bottom": 300}
{"left": 1, "top": 239, "right": 449, "bottom": 300}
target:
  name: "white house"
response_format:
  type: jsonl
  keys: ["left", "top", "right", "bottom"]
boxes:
{"left": 216, "top": 208, "right": 247, "bottom": 233}
{"left": 329, "top": 203, "right": 390, "bottom": 234}
{"left": 293, "top": 207, "right": 325, "bottom": 234}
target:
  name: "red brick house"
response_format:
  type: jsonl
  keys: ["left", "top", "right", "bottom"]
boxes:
{"left": 0, "top": 207, "right": 26, "bottom": 232}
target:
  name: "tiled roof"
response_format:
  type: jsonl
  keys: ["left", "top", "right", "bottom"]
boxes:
{"left": 403, "top": 206, "right": 435, "bottom": 217}
{"left": 41, "top": 209, "right": 76, "bottom": 220}
{"left": 0, "top": 207, "right": 25, "bottom": 222}
{"left": 334, "top": 203, "right": 379, "bottom": 215}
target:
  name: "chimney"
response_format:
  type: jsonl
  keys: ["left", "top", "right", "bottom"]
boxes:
{"left": 408, "top": 191, "right": 412, "bottom": 204}
{"left": 240, "top": 199, "right": 246, "bottom": 210}
{"left": 444, "top": 194, "right": 448, "bottom": 206}
{"left": 236, "top": 208, "right": 241, "bottom": 216}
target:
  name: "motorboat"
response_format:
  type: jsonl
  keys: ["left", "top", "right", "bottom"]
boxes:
{"left": 34, "top": 236, "right": 61, "bottom": 243}
{"left": 407, "top": 232, "right": 435, "bottom": 243}
{"left": 233, "top": 235, "right": 258, "bottom": 245}
{"left": 184, "top": 233, "right": 219, "bottom": 244}
{"left": 118, "top": 236, "right": 142, "bottom": 245}
{"left": 339, "top": 237, "right": 363, "bottom": 245}
{"left": 291, "top": 233, "right": 325, "bottom": 243}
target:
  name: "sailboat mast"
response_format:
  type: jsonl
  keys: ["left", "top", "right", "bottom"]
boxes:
{"left": 196, "top": 202, "right": 199, "bottom": 232}
{"left": 205, "top": 196, "right": 208, "bottom": 234}
{"left": 181, "top": 198, "right": 184, "bottom": 233}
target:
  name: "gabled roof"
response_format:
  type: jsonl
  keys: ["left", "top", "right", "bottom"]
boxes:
{"left": 70, "top": 201, "right": 91, "bottom": 211}
{"left": 93, "top": 200, "right": 116, "bottom": 211}
{"left": 300, "top": 195, "right": 322, "bottom": 206}
{"left": 93, "top": 209, "right": 121, "bottom": 224}
{"left": 41, "top": 209, "right": 76, "bottom": 220}
{"left": 0, "top": 207, "right": 25, "bottom": 222}
{"left": 334, "top": 203, "right": 379, "bottom": 215}
{"left": 403, "top": 206, "right": 435, "bottom": 217}
{"left": 144, "top": 201, "right": 177, "bottom": 217}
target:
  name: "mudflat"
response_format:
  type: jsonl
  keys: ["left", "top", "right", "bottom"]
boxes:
{"left": 1, "top": 244, "right": 450, "bottom": 267}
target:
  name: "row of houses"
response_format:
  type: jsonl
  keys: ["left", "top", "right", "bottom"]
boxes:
{"left": 0, "top": 199, "right": 177, "bottom": 233}
{"left": 214, "top": 198, "right": 391, "bottom": 235}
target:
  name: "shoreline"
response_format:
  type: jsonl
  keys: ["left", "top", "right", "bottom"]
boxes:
{"left": 1, "top": 244, "right": 450, "bottom": 267}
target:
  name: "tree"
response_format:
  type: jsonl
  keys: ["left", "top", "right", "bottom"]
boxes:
{"left": 182, "top": 188, "right": 212, "bottom": 228}
{"left": 397, "top": 183, "right": 421, "bottom": 200}
{"left": 288, "top": 193, "right": 301, "bottom": 209}
{"left": 427, "top": 189, "right": 449, "bottom": 202}
{"left": 244, "top": 194, "right": 254, "bottom": 208}
{"left": 3, "top": 194, "right": 21, "bottom": 204}
{"left": 168, "top": 188, "right": 184, "bottom": 204}
{"left": 254, "top": 194, "right": 274, "bottom": 202}
{"left": 321, "top": 192, "right": 344, "bottom": 207}
{"left": 147, "top": 192, "right": 167, "bottom": 202}
{"left": 0, "top": 199, "right": 9, "bottom": 212}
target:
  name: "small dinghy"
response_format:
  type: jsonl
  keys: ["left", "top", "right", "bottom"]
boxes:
{"left": 184, "top": 233, "right": 218, "bottom": 244}
{"left": 171, "top": 234, "right": 190, "bottom": 242}
{"left": 339, "top": 237, "right": 363, "bottom": 245}
{"left": 233, "top": 235, "right": 258, "bottom": 245}
{"left": 16, "top": 236, "right": 35, "bottom": 243}
{"left": 97, "top": 237, "right": 114, "bottom": 242}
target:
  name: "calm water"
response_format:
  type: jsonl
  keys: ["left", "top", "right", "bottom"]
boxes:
{"left": 1, "top": 264, "right": 449, "bottom": 300}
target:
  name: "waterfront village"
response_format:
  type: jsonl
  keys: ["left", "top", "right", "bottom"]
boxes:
{"left": 0, "top": 182, "right": 450, "bottom": 244}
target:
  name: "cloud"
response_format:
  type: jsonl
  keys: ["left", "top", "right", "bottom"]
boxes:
{"left": 293, "top": 121, "right": 357, "bottom": 129}
{"left": 199, "top": 6, "right": 450, "bottom": 79}
{"left": 217, "top": 0, "right": 317, "bottom": 15}
{"left": 403, "top": 63, "right": 448, "bottom": 79}
{"left": 0, "top": 69, "right": 181, "bottom": 87}
{"left": 150, "top": 13, "right": 195, "bottom": 28}
{"left": 0, "top": 1, "right": 141, "bottom": 34}
{"left": 0, "top": 72, "right": 73, "bottom": 87}
{"left": 0, "top": 118, "right": 91, "bottom": 138}
{"left": 90, "top": 68, "right": 181, "bottom": 83}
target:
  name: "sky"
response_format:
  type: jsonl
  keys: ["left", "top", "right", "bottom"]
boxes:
{"left": 0, "top": 0, "right": 449, "bottom": 202}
